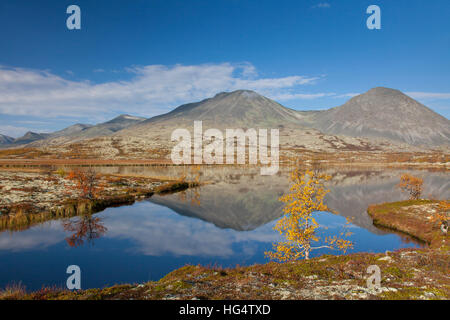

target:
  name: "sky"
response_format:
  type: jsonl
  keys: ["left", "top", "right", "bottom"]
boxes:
{"left": 0, "top": 0, "right": 449, "bottom": 137}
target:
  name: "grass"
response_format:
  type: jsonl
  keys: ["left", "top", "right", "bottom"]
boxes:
{"left": 368, "top": 199, "right": 448, "bottom": 245}
{"left": 0, "top": 282, "right": 27, "bottom": 300}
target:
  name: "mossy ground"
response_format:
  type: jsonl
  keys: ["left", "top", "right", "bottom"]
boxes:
{"left": 368, "top": 199, "right": 449, "bottom": 246}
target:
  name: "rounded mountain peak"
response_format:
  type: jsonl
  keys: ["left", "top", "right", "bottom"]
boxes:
{"left": 214, "top": 89, "right": 261, "bottom": 99}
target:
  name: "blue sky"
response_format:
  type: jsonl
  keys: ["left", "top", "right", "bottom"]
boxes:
{"left": 0, "top": 0, "right": 449, "bottom": 137}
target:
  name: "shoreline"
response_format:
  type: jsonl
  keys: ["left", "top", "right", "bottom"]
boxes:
{"left": 368, "top": 200, "right": 449, "bottom": 247}
{"left": 0, "top": 169, "right": 198, "bottom": 232}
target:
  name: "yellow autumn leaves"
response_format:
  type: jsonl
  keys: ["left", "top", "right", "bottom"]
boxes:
{"left": 266, "top": 169, "right": 353, "bottom": 262}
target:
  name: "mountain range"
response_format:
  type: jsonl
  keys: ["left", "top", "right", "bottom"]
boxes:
{"left": 0, "top": 114, "right": 145, "bottom": 147}
{"left": 1, "top": 87, "right": 449, "bottom": 152}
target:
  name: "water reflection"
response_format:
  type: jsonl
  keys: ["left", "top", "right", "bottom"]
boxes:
{"left": 0, "top": 166, "right": 446, "bottom": 290}
{"left": 62, "top": 214, "right": 107, "bottom": 247}
{"left": 149, "top": 167, "right": 449, "bottom": 234}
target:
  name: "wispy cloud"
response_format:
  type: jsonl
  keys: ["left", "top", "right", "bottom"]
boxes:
{"left": 312, "top": 3, "right": 331, "bottom": 9}
{"left": 334, "top": 93, "right": 360, "bottom": 98}
{"left": 406, "top": 92, "right": 450, "bottom": 100}
{"left": 0, "top": 63, "right": 320, "bottom": 119}
{"left": 271, "top": 92, "right": 335, "bottom": 100}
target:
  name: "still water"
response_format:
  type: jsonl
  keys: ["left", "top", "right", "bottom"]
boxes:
{"left": 0, "top": 167, "right": 448, "bottom": 290}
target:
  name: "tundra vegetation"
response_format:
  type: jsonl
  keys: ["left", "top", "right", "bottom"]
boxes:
{"left": 397, "top": 173, "right": 423, "bottom": 200}
{"left": 66, "top": 168, "right": 103, "bottom": 200}
{"left": 0, "top": 168, "right": 199, "bottom": 232}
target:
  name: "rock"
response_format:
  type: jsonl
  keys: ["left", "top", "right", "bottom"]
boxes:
{"left": 378, "top": 256, "right": 394, "bottom": 263}
{"left": 277, "top": 289, "right": 292, "bottom": 300}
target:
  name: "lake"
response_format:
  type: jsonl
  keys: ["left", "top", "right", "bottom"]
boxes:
{"left": 0, "top": 166, "right": 448, "bottom": 291}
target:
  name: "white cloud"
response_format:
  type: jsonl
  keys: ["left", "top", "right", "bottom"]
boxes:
{"left": 272, "top": 92, "right": 335, "bottom": 100}
{"left": 0, "top": 63, "right": 320, "bottom": 119}
{"left": 312, "top": 3, "right": 331, "bottom": 9}
{"left": 0, "top": 125, "right": 44, "bottom": 138}
{"left": 103, "top": 202, "right": 280, "bottom": 257}
{"left": 334, "top": 93, "right": 360, "bottom": 98}
{"left": 406, "top": 92, "right": 450, "bottom": 100}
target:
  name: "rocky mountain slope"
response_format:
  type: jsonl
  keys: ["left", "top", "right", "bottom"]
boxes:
{"left": 300, "top": 87, "right": 450, "bottom": 146}
{"left": 140, "top": 89, "right": 305, "bottom": 128}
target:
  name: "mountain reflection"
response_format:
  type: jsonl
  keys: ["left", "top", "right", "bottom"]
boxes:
{"left": 0, "top": 168, "right": 445, "bottom": 255}
{"left": 149, "top": 167, "right": 450, "bottom": 233}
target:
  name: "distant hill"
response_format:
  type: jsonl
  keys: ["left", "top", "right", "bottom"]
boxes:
{"left": 0, "top": 134, "right": 14, "bottom": 146}
{"left": 1, "top": 114, "right": 146, "bottom": 148}
{"left": 301, "top": 87, "right": 450, "bottom": 146}
{"left": 10, "top": 131, "right": 51, "bottom": 145}
{"left": 57, "top": 114, "right": 146, "bottom": 141}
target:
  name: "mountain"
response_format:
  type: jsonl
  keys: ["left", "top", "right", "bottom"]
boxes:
{"left": 301, "top": 87, "right": 450, "bottom": 146}
{"left": 49, "top": 123, "right": 93, "bottom": 138}
{"left": 114, "top": 88, "right": 448, "bottom": 158}
{"left": 11, "top": 131, "right": 51, "bottom": 145}
{"left": 60, "top": 114, "right": 146, "bottom": 140}
{"left": 0, "top": 134, "right": 14, "bottom": 145}
{"left": 0, "top": 124, "right": 92, "bottom": 148}
{"left": 7, "top": 114, "right": 146, "bottom": 148}
{"left": 115, "top": 89, "right": 327, "bottom": 147}
{"left": 121, "top": 88, "right": 449, "bottom": 148}
{"left": 140, "top": 90, "right": 305, "bottom": 128}
{"left": 4, "top": 88, "right": 449, "bottom": 155}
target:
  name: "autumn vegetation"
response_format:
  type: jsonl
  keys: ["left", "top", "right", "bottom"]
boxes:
{"left": 66, "top": 168, "right": 103, "bottom": 199}
{"left": 266, "top": 168, "right": 353, "bottom": 261}
{"left": 397, "top": 173, "right": 423, "bottom": 200}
